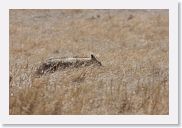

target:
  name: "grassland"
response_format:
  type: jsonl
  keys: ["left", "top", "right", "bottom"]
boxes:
{"left": 9, "top": 9, "right": 169, "bottom": 115}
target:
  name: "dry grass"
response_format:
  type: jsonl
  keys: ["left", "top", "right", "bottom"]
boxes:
{"left": 9, "top": 9, "right": 169, "bottom": 115}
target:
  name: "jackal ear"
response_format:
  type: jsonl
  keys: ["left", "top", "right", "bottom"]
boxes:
{"left": 91, "top": 54, "right": 96, "bottom": 60}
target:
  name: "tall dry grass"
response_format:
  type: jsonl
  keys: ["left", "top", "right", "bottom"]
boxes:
{"left": 9, "top": 9, "right": 168, "bottom": 115}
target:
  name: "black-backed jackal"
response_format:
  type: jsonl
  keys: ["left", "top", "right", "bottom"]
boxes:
{"left": 36, "top": 54, "right": 102, "bottom": 75}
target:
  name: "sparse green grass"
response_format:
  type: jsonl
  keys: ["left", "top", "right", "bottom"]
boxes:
{"left": 9, "top": 9, "right": 169, "bottom": 115}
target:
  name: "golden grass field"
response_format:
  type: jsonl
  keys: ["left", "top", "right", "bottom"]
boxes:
{"left": 9, "top": 9, "right": 169, "bottom": 115}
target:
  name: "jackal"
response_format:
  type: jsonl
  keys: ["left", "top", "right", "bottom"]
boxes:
{"left": 35, "top": 54, "right": 102, "bottom": 75}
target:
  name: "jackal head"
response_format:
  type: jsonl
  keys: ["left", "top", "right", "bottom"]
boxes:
{"left": 91, "top": 54, "right": 102, "bottom": 66}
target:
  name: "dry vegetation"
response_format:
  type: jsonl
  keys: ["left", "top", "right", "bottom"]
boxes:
{"left": 9, "top": 9, "right": 169, "bottom": 115}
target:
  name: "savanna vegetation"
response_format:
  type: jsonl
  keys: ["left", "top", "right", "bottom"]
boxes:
{"left": 9, "top": 9, "right": 168, "bottom": 115}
